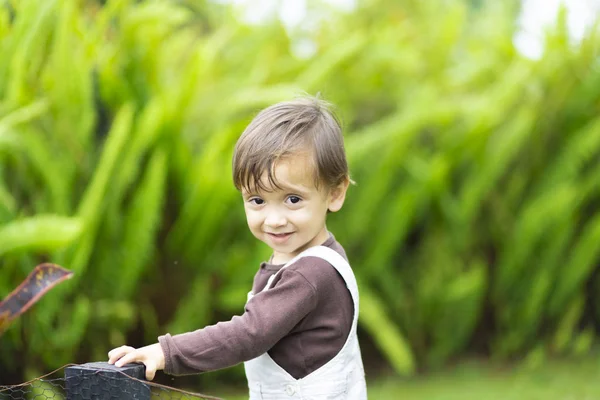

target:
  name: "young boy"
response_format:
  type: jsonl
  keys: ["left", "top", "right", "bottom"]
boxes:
{"left": 108, "top": 97, "right": 367, "bottom": 399}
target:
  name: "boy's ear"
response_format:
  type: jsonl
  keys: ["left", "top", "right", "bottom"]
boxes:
{"left": 328, "top": 178, "right": 350, "bottom": 213}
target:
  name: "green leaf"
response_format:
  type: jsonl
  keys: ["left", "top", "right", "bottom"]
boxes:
{"left": 117, "top": 148, "right": 167, "bottom": 298}
{"left": 359, "top": 283, "right": 415, "bottom": 376}
{"left": 0, "top": 215, "right": 82, "bottom": 256}
{"left": 71, "top": 103, "right": 134, "bottom": 274}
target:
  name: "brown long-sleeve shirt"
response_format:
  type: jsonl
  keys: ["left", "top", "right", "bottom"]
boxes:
{"left": 158, "top": 234, "right": 354, "bottom": 379}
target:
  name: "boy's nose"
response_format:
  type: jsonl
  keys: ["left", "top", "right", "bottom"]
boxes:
{"left": 264, "top": 210, "right": 287, "bottom": 228}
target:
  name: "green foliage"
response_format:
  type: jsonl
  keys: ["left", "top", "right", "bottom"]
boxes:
{"left": 1, "top": 0, "right": 600, "bottom": 386}
{"left": 223, "top": 354, "right": 600, "bottom": 399}
{"left": 0, "top": 215, "right": 82, "bottom": 256}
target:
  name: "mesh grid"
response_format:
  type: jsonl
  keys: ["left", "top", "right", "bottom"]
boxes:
{"left": 0, "top": 365, "right": 223, "bottom": 400}
{"left": 0, "top": 378, "right": 65, "bottom": 399}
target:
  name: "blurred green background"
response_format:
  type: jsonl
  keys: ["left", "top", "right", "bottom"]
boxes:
{"left": 1, "top": 0, "right": 600, "bottom": 397}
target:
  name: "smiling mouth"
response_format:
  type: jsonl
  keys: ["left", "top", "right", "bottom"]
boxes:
{"left": 266, "top": 232, "right": 293, "bottom": 242}
{"left": 267, "top": 232, "right": 293, "bottom": 237}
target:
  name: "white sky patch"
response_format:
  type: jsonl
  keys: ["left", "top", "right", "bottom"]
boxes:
{"left": 214, "top": 0, "right": 600, "bottom": 60}
{"left": 279, "top": 0, "right": 307, "bottom": 29}
{"left": 514, "top": 0, "right": 600, "bottom": 59}
{"left": 321, "top": 0, "right": 357, "bottom": 12}
{"left": 214, "top": 0, "right": 354, "bottom": 28}
{"left": 214, "top": 0, "right": 355, "bottom": 58}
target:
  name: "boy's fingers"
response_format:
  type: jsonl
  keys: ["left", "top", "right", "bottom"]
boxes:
{"left": 108, "top": 345, "right": 134, "bottom": 358}
{"left": 107, "top": 344, "right": 161, "bottom": 380}
{"left": 145, "top": 363, "right": 157, "bottom": 381}
{"left": 114, "top": 351, "right": 139, "bottom": 368}
{"left": 107, "top": 346, "right": 135, "bottom": 364}
{"left": 116, "top": 355, "right": 156, "bottom": 381}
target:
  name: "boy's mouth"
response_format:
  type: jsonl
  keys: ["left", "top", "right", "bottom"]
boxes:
{"left": 266, "top": 232, "right": 293, "bottom": 243}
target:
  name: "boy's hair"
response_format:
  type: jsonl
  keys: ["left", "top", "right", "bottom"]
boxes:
{"left": 232, "top": 96, "right": 349, "bottom": 192}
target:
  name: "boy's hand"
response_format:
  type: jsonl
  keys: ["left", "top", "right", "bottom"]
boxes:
{"left": 107, "top": 343, "right": 165, "bottom": 380}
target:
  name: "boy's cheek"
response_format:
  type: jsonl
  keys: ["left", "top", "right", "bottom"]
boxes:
{"left": 244, "top": 214, "right": 262, "bottom": 234}
{"left": 249, "top": 228, "right": 267, "bottom": 245}
{"left": 243, "top": 208, "right": 256, "bottom": 225}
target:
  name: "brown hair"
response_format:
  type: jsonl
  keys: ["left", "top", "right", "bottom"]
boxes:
{"left": 232, "top": 96, "right": 350, "bottom": 192}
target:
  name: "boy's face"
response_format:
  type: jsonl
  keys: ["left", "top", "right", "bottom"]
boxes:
{"left": 241, "top": 152, "right": 348, "bottom": 264}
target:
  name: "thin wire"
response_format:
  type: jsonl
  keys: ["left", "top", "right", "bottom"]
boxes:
{"left": 0, "top": 363, "right": 224, "bottom": 400}
{"left": 0, "top": 364, "right": 77, "bottom": 392}
{"left": 111, "top": 369, "right": 224, "bottom": 400}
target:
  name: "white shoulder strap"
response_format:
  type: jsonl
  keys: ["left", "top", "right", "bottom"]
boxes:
{"left": 263, "top": 246, "right": 351, "bottom": 290}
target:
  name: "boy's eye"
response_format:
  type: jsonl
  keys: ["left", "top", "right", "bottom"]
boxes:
{"left": 287, "top": 196, "right": 301, "bottom": 204}
{"left": 249, "top": 198, "right": 264, "bottom": 205}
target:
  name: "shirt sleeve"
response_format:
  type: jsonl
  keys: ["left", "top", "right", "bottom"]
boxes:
{"left": 158, "top": 268, "right": 318, "bottom": 375}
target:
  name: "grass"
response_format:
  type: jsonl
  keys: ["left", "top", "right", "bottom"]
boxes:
{"left": 210, "top": 355, "right": 600, "bottom": 399}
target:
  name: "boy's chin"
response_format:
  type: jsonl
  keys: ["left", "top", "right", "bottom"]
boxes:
{"left": 262, "top": 240, "right": 301, "bottom": 258}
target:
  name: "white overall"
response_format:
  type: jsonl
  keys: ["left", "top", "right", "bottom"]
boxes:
{"left": 244, "top": 246, "right": 368, "bottom": 400}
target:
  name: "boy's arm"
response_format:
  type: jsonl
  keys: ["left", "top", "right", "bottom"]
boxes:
{"left": 158, "top": 268, "right": 317, "bottom": 376}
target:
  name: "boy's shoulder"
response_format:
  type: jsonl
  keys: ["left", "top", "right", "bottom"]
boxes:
{"left": 313, "top": 233, "right": 348, "bottom": 260}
